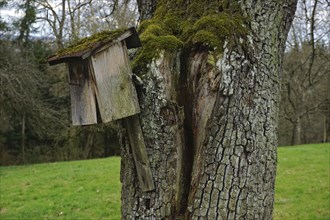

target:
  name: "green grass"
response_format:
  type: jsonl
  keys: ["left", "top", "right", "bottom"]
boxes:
{"left": 0, "top": 157, "right": 121, "bottom": 220}
{"left": 274, "top": 143, "right": 330, "bottom": 220}
{"left": 0, "top": 143, "right": 329, "bottom": 220}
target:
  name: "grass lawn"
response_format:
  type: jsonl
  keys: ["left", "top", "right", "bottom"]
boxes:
{"left": 0, "top": 143, "right": 329, "bottom": 219}
{"left": 274, "top": 143, "right": 330, "bottom": 220}
{"left": 0, "top": 158, "right": 121, "bottom": 220}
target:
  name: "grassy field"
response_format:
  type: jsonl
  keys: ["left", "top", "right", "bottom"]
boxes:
{"left": 0, "top": 158, "right": 121, "bottom": 220}
{"left": 274, "top": 143, "right": 330, "bottom": 220}
{"left": 0, "top": 143, "right": 329, "bottom": 219}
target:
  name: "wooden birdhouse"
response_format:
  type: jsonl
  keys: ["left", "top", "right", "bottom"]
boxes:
{"left": 48, "top": 27, "right": 155, "bottom": 192}
{"left": 48, "top": 27, "right": 141, "bottom": 126}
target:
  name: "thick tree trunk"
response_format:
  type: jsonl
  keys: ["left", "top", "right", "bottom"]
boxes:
{"left": 121, "top": 0, "right": 297, "bottom": 219}
{"left": 121, "top": 53, "right": 185, "bottom": 218}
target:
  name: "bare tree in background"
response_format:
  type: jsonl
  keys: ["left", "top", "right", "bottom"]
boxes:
{"left": 0, "top": 42, "right": 65, "bottom": 163}
{"left": 279, "top": 0, "right": 330, "bottom": 145}
{"left": 32, "top": 0, "right": 137, "bottom": 48}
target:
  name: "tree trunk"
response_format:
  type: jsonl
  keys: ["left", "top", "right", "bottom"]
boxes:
{"left": 83, "top": 132, "right": 94, "bottom": 159}
{"left": 21, "top": 112, "right": 26, "bottom": 164}
{"left": 324, "top": 114, "right": 328, "bottom": 143}
{"left": 291, "top": 117, "right": 301, "bottom": 145}
{"left": 121, "top": 0, "right": 297, "bottom": 219}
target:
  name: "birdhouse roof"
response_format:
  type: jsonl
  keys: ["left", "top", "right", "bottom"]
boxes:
{"left": 48, "top": 27, "right": 141, "bottom": 65}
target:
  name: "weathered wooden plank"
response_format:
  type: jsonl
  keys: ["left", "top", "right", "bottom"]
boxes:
{"left": 91, "top": 41, "right": 140, "bottom": 123}
{"left": 124, "top": 115, "right": 155, "bottom": 192}
{"left": 67, "top": 61, "right": 97, "bottom": 125}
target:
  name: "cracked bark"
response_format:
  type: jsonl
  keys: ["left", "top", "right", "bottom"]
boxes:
{"left": 120, "top": 0, "right": 297, "bottom": 219}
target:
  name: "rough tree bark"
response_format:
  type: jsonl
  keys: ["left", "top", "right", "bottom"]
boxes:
{"left": 120, "top": 0, "right": 297, "bottom": 219}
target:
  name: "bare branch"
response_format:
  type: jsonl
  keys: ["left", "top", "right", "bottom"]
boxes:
{"left": 307, "top": 0, "right": 318, "bottom": 85}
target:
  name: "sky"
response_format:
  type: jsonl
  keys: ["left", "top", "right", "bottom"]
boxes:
{"left": 0, "top": 0, "right": 24, "bottom": 21}
{"left": 0, "top": 1, "right": 51, "bottom": 38}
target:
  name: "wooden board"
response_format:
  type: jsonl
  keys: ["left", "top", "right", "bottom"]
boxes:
{"left": 91, "top": 41, "right": 140, "bottom": 123}
{"left": 67, "top": 61, "right": 97, "bottom": 125}
{"left": 124, "top": 115, "right": 155, "bottom": 192}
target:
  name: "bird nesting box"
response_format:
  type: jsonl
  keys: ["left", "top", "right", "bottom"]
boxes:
{"left": 48, "top": 28, "right": 155, "bottom": 192}
{"left": 48, "top": 27, "right": 141, "bottom": 125}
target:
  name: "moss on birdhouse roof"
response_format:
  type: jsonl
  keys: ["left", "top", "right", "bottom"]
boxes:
{"left": 55, "top": 28, "right": 127, "bottom": 57}
{"left": 48, "top": 28, "right": 141, "bottom": 65}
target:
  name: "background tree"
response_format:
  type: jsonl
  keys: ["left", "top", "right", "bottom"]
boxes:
{"left": 120, "top": 0, "right": 297, "bottom": 218}
{"left": 278, "top": 0, "right": 330, "bottom": 145}
{"left": 17, "top": 0, "right": 36, "bottom": 44}
{"left": 0, "top": 41, "right": 66, "bottom": 164}
{"left": 0, "top": 1, "right": 8, "bottom": 32}
{"left": 32, "top": 0, "right": 138, "bottom": 48}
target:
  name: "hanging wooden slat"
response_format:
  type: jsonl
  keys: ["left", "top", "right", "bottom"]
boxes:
{"left": 125, "top": 115, "right": 155, "bottom": 192}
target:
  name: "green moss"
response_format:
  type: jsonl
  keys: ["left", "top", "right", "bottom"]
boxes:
{"left": 188, "top": 13, "right": 247, "bottom": 50}
{"left": 191, "top": 30, "right": 220, "bottom": 49}
{"left": 133, "top": 0, "right": 248, "bottom": 74}
{"left": 132, "top": 34, "right": 183, "bottom": 72}
{"left": 53, "top": 28, "right": 127, "bottom": 58}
